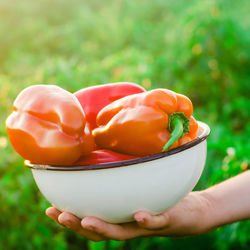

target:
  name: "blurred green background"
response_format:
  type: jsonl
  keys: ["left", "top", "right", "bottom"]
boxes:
{"left": 0, "top": 0, "right": 249, "bottom": 249}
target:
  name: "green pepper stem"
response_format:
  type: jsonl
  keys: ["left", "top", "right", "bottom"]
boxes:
{"left": 162, "top": 112, "right": 190, "bottom": 152}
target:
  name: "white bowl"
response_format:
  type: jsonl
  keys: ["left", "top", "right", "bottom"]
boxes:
{"left": 25, "top": 121, "right": 210, "bottom": 223}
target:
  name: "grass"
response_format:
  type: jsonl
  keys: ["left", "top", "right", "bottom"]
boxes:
{"left": 0, "top": 0, "right": 249, "bottom": 249}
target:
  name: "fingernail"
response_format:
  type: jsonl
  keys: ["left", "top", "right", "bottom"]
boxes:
{"left": 64, "top": 221, "right": 72, "bottom": 228}
{"left": 85, "top": 225, "right": 95, "bottom": 231}
{"left": 136, "top": 217, "right": 145, "bottom": 223}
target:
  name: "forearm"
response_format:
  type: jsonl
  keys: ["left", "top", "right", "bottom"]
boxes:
{"left": 203, "top": 170, "right": 250, "bottom": 230}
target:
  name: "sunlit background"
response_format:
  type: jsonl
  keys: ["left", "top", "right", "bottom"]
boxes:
{"left": 0, "top": 0, "right": 249, "bottom": 249}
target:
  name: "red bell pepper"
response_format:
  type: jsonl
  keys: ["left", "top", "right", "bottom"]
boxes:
{"left": 75, "top": 149, "right": 137, "bottom": 165}
{"left": 6, "top": 85, "right": 94, "bottom": 165}
{"left": 74, "top": 82, "right": 145, "bottom": 130}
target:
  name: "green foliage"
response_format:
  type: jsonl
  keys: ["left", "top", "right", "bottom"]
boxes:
{"left": 0, "top": 0, "right": 249, "bottom": 249}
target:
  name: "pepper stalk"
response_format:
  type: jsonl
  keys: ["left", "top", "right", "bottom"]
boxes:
{"left": 162, "top": 112, "right": 190, "bottom": 152}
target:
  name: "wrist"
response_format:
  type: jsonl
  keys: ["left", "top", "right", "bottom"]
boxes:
{"left": 199, "top": 186, "right": 237, "bottom": 232}
{"left": 196, "top": 190, "right": 220, "bottom": 233}
{"left": 201, "top": 171, "right": 250, "bottom": 229}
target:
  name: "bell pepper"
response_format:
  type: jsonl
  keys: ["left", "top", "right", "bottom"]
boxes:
{"left": 75, "top": 149, "right": 137, "bottom": 165}
{"left": 93, "top": 89, "right": 198, "bottom": 156}
{"left": 6, "top": 85, "right": 94, "bottom": 165}
{"left": 74, "top": 82, "right": 145, "bottom": 130}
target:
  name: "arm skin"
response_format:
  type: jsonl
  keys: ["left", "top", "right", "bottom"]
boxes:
{"left": 46, "top": 170, "right": 250, "bottom": 242}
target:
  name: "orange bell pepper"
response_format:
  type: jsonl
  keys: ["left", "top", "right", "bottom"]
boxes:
{"left": 6, "top": 85, "right": 94, "bottom": 165}
{"left": 93, "top": 89, "right": 198, "bottom": 156}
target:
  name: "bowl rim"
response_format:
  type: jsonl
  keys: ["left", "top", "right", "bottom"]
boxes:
{"left": 25, "top": 121, "right": 210, "bottom": 171}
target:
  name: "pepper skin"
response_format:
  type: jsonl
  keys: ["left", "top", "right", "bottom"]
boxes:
{"left": 93, "top": 89, "right": 198, "bottom": 156}
{"left": 74, "top": 82, "right": 145, "bottom": 130}
{"left": 6, "top": 85, "right": 94, "bottom": 165}
{"left": 75, "top": 149, "right": 137, "bottom": 165}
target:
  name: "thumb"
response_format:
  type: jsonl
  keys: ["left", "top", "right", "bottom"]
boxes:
{"left": 134, "top": 211, "right": 170, "bottom": 230}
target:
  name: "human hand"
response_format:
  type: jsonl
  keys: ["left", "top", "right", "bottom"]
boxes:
{"left": 46, "top": 191, "right": 215, "bottom": 241}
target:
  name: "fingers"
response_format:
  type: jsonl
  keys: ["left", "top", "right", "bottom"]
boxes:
{"left": 58, "top": 212, "right": 82, "bottom": 231}
{"left": 134, "top": 211, "right": 170, "bottom": 230}
{"left": 46, "top": 207, "right": 153, "bottom": 241}
{"left": 81, "top": 216, "right": 150, "bottom": 241}
{"left": 46, "top": 208, "right": 107, "bottom": 241}
{"left": 46, "top": 207, "right": 61, "bottom": 223}
{"left": 58, "top": 212, "right": 108, "bottom": 242}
